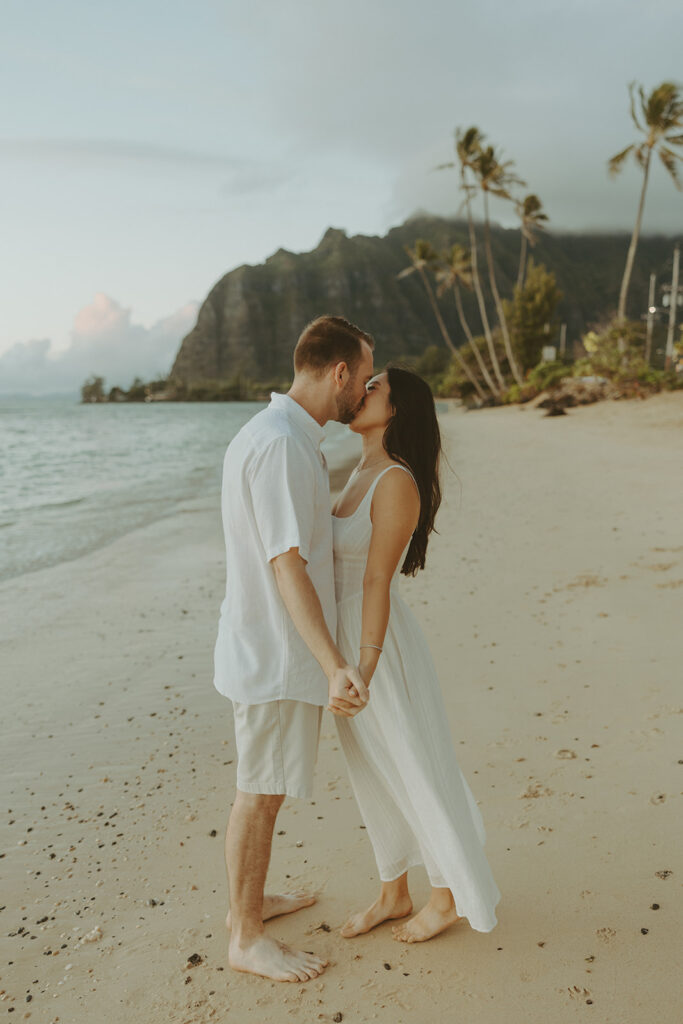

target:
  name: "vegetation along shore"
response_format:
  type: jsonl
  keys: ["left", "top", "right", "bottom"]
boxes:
{"left": 82, "top": 82, "right": 683, "bottom": 412}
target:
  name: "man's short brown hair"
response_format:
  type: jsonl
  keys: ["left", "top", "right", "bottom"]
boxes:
{"left": 293, "top": 315, "right": 374, "bottom": 376}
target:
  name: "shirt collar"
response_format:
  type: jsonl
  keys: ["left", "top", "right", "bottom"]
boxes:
{"left": 269, "top": 392, "right": 326, "bottom": 448}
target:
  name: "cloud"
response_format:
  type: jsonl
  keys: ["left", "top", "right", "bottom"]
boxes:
{"left": 0, "top": 138, "right": 241, "bottom": 169}
{"left": 0, "top": 295, "right": 198, "bottom": 395}
{"left": 0, "top": 138, "right": 294, "bottom": 194}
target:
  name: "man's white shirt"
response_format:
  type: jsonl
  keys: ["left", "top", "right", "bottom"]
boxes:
{"left": 213, "top": 392, "right": 337, "bottom": 706}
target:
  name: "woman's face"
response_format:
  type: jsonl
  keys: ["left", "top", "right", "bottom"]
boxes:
{"left": 349, "top": 372, "right": 393, "bottom": 434}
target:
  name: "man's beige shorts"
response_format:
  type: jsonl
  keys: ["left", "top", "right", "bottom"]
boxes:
{"left": 232, "top": 699, "right": 323, "bottom": 800}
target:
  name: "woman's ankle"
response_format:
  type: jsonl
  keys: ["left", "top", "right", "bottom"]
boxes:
{"left": 428, "top": 887, "right": 456, "bottom": 912}
{"left": 380, "top": 883, "right": 411, "bottom": 907}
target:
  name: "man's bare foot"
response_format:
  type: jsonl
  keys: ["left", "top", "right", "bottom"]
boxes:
{"left": 226, "top": 891, "right": 316, "bottom": 930}
{"left": 340, "top": 894, "right": 413, "bottom": 938}
{"left": 228, "top": 933, "right": 328, "bottom": 982}
{"left": 391, "top": 902, "right": 462, "bottom": 943}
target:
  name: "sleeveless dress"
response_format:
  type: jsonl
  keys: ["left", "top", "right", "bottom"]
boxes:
{"left": 332, "top": 464, "right": 501, "bottom": 933}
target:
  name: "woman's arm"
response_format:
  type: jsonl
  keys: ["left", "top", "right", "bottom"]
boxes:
{"left": 359, "top": 470, "right": 420, "bottom": 684}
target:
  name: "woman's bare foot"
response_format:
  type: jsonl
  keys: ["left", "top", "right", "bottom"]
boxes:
{"left": 226, "top": 891, "right": 316, "bottom": 930}
{"left": 228, "top": 933, "right": 328, "bottom": 982}
{"left": 341, "top": 894, "right": 413, "bottom": 938}
{"left": 392, "top": 902, "right": 462, "bottom": 943}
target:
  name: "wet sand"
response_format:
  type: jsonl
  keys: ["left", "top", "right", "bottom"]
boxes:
{"left": 1, "top": 391, "right": 682, "bottom": 1023}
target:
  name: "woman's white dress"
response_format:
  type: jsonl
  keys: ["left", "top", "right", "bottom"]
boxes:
{"left": 332, "top": 464, "right": 501, "bottom": 933}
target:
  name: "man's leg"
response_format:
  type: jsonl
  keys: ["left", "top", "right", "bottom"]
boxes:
{"left": 225, "top": 789, "right": 283, "bottom": 937}
{"left": 225, "top": 789, "right": 327, "bottom": 982}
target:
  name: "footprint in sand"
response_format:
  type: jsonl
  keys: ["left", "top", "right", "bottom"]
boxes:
{"left": 596, "top": 926, "right": 616, "bottom": 943}
{"left": 519, "top": 781, "right": 553, "bottom": 799}
{"left": 650, "top": 792, "right": 667, "bottom": 804}
{"left": 567, "top": 985, "right": 592, "bottom": 1001}
{"left": 565, "top": 573, "right": 607, "bottom": 589}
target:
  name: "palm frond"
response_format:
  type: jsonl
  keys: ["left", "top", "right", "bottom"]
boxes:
{"left": 665, "top": 133, "right": 683, "bottom": 146}
{"left": 638, "top": 82, "right": 649, "bottom": 128}
{"left": 659, "top": 147, "right": 682, "bottom": 189}
{"left": 455, "top": 125, "right": 485, "bottom": 170}
{"left": 628, "top": 81, "right": 644, "bottom": 133}
{"left": 647, "top": 82, "right": 683, "bottom": 131}
{"left": 635, "top": 144, "right": 649, "bottom": 170}
{"left": 607, "top": 144, "right": 634, "bottom": 177}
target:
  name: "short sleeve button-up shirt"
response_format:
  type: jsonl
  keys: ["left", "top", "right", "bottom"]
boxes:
{"left": 213, "top": 392, "right": 336, "bottom": 706}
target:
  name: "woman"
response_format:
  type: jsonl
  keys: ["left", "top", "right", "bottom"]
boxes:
{"left": 331, "top": 366, "right": 501, "bottom": 942}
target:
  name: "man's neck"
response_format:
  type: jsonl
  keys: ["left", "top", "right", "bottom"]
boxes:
{"left": 286, "top": 383, "right": 330, "bottom": 427}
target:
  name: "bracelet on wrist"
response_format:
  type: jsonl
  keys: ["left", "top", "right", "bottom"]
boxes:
{"left": 360, "top": 643, "right": 383, "bottom": 652}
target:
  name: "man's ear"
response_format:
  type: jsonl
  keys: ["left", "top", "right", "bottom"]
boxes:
{"left": 333, "top": 361, "right": 348, "bottom": 387}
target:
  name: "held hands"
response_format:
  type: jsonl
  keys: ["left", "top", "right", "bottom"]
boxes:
{"left": 326, "top": 665, "right": 370, "bottom": 718}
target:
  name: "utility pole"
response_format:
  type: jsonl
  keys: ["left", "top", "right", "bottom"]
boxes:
{"left": 665, "top": 245, "right": 680, "bottom": 370}
{"left": 645, "top": 273, "right": 656, "bottom": 365}
{"left": 559, "top": 323, "right": 567, "bottom": 359}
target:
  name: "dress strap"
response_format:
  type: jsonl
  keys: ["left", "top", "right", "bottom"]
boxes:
{"left": 368, "top": 463, "right": 420, "bottom": 503}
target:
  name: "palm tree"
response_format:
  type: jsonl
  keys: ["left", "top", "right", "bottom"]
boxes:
{"left": 437, "top": 126, "right": 507, "bottom": 391}
{"left": 472, "top": 144, "right": 526, "bottom": 386}
{"left": 609, "top": 81, "right": 683, "bottom": 322}
{"left": 435, "top": 244, "right": 501, "bottom": 396}
{"left": 515, "top": 194, "right": 548, "bottom": 291}
{"left": 397, "top": 240, "right": 488, "bottom": 402}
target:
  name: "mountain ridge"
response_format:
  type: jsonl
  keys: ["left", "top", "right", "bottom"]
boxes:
{"left": 170, "top": 214, "right": 680, "bottom": 385}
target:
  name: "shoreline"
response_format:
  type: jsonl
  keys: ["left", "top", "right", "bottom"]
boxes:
{"left": 1, "top": 392, "right": 681, "bottom": 1022}
{"left": 0, "top": 413, "right": 362, "bottom": 588}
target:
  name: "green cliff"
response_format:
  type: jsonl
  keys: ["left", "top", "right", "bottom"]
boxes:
{"left": 169, "top": 215, "right": 678, "bottom": 385}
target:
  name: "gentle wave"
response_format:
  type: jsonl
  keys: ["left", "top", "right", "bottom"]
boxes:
{"left": 0, "top": 396, "right": 360, "bottom": 583}
{"left": 20, "top": 496, "right": 88, "bottom": 513}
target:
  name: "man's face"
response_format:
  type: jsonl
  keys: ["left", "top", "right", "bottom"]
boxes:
{"left": 335, "top": 341, "right": 375, "bottom": 424}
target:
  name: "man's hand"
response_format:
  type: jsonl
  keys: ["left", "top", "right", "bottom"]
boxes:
{"left": 326, "top": 665, "right": 369, "bottom": 718}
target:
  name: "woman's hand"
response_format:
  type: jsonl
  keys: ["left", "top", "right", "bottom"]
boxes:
{"left": 326, "top": 665, "right": 369, "bottom": 717}
{"left": 358, "top": 653, "right": 378, "bottom": 687}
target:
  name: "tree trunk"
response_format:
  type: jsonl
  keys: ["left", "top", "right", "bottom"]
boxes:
{"left": 417, "top": 266, "right": 488, "bottom": 402}
{"left": 465, "top": 193, "right": 506, "bottom": 391}
{"left": 516, "top": 233, "right": 528, "bottom": 292}
{"left": 665, "top": 244, "right": 680, "bottom": 369}
{"left": 453, "top": 283, "right": 500, "bottom": 395}
{"left": 617, "top": 148, "right": 652, "bottom": 323}
{"left": 483, "top": 192, "right": 524, "bottom": 386}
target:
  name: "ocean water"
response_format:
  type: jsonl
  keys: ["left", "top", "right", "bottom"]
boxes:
{"left": 0, "top": 396, "right": 360, "bottom": 583}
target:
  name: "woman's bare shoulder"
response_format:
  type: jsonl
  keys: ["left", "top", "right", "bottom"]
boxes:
{"left": 371, "top": 463, "right": 420, "bottom": 518}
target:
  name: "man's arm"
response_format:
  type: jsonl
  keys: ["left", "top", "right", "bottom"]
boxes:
{"left": 271, "top": 548, "right": 369, "bottom": 716}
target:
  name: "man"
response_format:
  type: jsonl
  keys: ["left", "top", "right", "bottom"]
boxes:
{"left": 213, "top": 315, "right": 376, "bottom": 983}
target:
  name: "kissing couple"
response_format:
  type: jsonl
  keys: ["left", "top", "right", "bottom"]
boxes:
{"left": 212, "top": 315, "right": 501, "bottom": 982}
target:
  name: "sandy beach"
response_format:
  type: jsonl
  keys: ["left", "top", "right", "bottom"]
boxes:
{"left": 2, "top": 392, "right": 682, "bottom": 1024}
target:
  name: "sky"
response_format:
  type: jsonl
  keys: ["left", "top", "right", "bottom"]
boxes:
{"left": 1, "top": 0, "right": 682, "bottom": 393}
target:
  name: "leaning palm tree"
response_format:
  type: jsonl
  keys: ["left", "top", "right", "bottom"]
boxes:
{"left": 397, "top": 240, "right": 488, "bottom": 402}
{"left": 435, "top": 244, "right": 501, "bottom": 396}
{"left": 472, "top": 144, "right": 526, "bottom": 386}
{"left": 436, "top": 127, "right": 506, "bottom": 392}
{"left": 609, "top": 80, "right": 683, "bottom": 322}
{"left": 515, "top": 194, "right": 548, "bottom": 291}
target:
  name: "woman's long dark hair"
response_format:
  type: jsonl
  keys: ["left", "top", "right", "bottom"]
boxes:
{"left": 383, "top": 365, "right": 442, "bottom": 576}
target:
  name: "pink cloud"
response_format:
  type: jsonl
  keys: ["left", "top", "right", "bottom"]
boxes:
{"left": 0, "top": 296, "right": 198, "bottom": 394}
